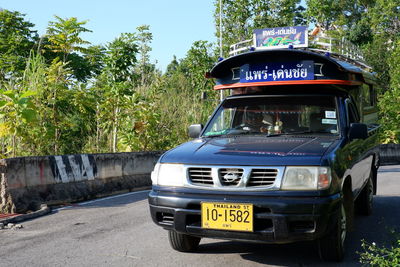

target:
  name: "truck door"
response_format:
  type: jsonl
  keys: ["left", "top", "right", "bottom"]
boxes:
{"left": 346, "top": 99, "right": 373, "bottom": 196}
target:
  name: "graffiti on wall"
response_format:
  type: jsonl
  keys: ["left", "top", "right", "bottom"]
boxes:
{"left": 49, "top": 154, "right": 97, "bottom": 183}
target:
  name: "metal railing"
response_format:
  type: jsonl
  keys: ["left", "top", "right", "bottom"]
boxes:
{"left": 229, "top": 39, "right": 253, "bottom": 56}
{"left": 308, "top": 35, "right": 365, "bottom": 62}
{"left": 228, "top": 34, "right": 368, "bottom": 68}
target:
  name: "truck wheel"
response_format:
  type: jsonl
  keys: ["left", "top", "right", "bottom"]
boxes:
{"left": 168, "top": 231, "right": 200, "bottom": 252}
{"left": 355, "top": 173, "right": 374, "bottom": 216}
{"left": 318, "top": 203, "right": 346, "bottom": 261}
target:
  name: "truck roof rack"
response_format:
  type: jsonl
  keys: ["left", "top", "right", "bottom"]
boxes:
{"left": 228, "top": 30, "right": 371, "bottom": 71}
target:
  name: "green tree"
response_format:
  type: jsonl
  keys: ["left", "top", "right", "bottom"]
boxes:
{"left": 45, "top": 16, "right": 97, "bottom": 82}
{"left": 0, "top": 86, "right": 37, "bottom": 157}
{"left": 94, "top": 33, "right": 139, "bottom": 152}
{"left": 118, "top": 93, "right": 162, "bottom": 151}
{"left": 379, "top": 38, "right": 400, "bottom": 143}
{"left": 20, "top": 53, "right": 97, "bottom": 155}
{"left": 103, "top": 33, "right": 139, "bottom": 82}
{"left": 367, "top": 0, "right": 399, "bottom": 87}
{"left": 152, "top": 40, "right": 219, "bottom": 149}
{"left": 305, "top": 0, "right": 345, "bottom": 30}
{"left": 165, "top": 55, "right": 179, "bottom": 77}
{"left": 214, "top": 0, "right": 305, "bottom": 56}
{"left": 46, "top": 16, "right": 91, "bottom": 62}
{"left": 252, "top": 0, "right": 305, "bottom": 28}
{"left": 369, "top": 0, "right": 400, "bottom": 38}
{"left": 179, "top": 40, "right": 216, "bottom": 93}
{"left": 136, "top": 25, "right": 153, "bottom": 86}
{"left": 58, "top": 83, "right": 96, "bottom": 154}
{"left": 0, "top": 9, "right": 37, "bottom": 80}
{"left": 45, "top": 59, "right": 73, "bottom": 154}
{"left": 84, "top": 45, "right": 106, "bottom": 77}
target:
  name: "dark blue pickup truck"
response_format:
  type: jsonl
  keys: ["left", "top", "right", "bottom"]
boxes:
{"left": 148, "top": 48, "right": 380, "bottom": 261}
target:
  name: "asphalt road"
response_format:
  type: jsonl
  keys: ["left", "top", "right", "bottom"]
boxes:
{"left": 1, "top": 165, "right": 399, "bottom": 267}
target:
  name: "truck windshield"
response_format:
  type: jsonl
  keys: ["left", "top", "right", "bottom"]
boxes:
{"left": 203, "top": 95, "right": 339, "bottom": 137}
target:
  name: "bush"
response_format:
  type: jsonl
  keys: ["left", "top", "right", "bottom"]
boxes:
{"left": 378, "top": 88, "right": 400, "bottom": 144}
{"left": 359, "top": 231, "right": 400, "bottom": 266}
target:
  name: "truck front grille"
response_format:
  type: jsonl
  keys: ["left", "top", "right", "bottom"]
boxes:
{"left": 185, "top": 165, "right": 284, "bottom": 190}
{"left": 188, "top": 167, "right": 213, "bottom": 186}
{"left": 248, "top": 169, "right": 278, "bottom": 187}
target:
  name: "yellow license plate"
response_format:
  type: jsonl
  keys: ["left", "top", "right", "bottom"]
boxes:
{"left": 201, "top": 202, "right": 253, "bottom": 232}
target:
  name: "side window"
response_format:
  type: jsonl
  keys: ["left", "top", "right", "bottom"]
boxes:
{"left": 371, "top": 85, "right": 377, "bottom": 107}
{"left": 349, "top": 88, "right": 362, "bottom": 116}
{"left": 347, "top": 100, "right": 360, "bottom": 125}
{"left": 369, "top": 85, "right": 376, "bottom": 107}
{"left": 361, "top": 84, "right": 379, "bottom": 124}
{"left": 362, "top": 84, "right": 376, "bottom": 108}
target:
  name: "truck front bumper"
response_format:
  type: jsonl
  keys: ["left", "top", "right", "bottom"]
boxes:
{"left": 148, "top": 187, "right": 341, "bottom": 244}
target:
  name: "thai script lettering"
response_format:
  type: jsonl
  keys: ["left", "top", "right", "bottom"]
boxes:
{"left": 243, "top": 62, "right": 312, "bottom": 82}
{"left": 262, "top": 27, "right": 297, "bottom": 37}
{"left": 245, "top": 69, "right": 268, "bottom": 81}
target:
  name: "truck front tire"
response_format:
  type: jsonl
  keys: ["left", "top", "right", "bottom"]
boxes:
{"left": 318, "top": 203, "right": 346, "bottom": 261}
{"left": 168, "top": 231, "right": 201, "bottom": 252}
{"left": 356, "top": 173, "right": 374, "bottom": 216}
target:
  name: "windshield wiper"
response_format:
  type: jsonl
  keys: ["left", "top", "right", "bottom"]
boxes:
{"left": 205, "top": 130, "right": 334, "bottom": 138}
{"left": 266, "top": 130, "right": 334, "bottom": 137}
{"left": 204, "top": 129, "right": 265, "bottom": 138}
{"left": 203, "top": 132, "right": 242, "bottom": 138}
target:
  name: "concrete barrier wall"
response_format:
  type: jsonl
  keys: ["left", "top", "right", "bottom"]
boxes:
{"left": 0, "top": 151, "right": 163, "bottom": 213}
{"left": 1, "top": 144, "right": 396, "bottom": 214}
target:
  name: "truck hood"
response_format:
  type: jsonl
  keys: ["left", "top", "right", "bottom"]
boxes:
{"left": 160, "top": 136, "right": 338, "bottom": 166}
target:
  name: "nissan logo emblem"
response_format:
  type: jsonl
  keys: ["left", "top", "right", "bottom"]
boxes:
{"left": 223, "top": 172, "right": 239, "bottom": 183}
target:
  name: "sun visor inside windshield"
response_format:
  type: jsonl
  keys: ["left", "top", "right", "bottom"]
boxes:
{"left": 222, "top": 95, "right": 336, "bottom": 109}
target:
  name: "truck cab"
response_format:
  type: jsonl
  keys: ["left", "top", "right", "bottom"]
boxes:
{"left": 148, "top": 33, "right": 380, "bottom": 262}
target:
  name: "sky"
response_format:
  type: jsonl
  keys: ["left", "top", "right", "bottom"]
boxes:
{"left": 1, "top": 0, "right": 217, "bottom": 72}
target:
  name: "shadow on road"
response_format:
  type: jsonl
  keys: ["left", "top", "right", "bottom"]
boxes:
{"left": 198, "top": 240, "right": 323, "bottom": 266}
{"left": 52, "top": 190, "right": 150, "bottom": 211}
{"left": 193, "top": 195, "right": 400, "bottom": 266}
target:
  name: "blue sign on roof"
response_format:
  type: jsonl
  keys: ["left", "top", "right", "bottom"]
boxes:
{"left": 254, "top": 26, "right": 308, "bottom": 49}
{"left": 240, "top": 61, "right": 314, "bottom": 83}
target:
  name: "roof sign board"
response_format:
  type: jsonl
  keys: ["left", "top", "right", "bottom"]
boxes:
{"left": 211, "top": 50, "right": 367, "bottom": 90}
{"left": 254, "top": 26, "right": 308, "bottom": 49}
{"left": 240, "top": 61, "right": 314, "bottom": 83}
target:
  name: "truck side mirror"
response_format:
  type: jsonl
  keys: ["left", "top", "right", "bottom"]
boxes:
{"left": 188, "top": 124, "right": 203, "bottom": 138}
{"left": 348, "top": 123, "right": 368, "bottom": 140}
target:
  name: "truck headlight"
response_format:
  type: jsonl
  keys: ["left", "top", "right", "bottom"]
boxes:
{"left": 281, "top": 167, "right": 331, "bottom": 190}
{"left": 151, "top": 163, "right": 185, "bottom": 186}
